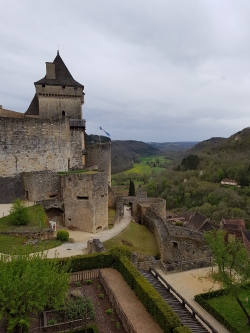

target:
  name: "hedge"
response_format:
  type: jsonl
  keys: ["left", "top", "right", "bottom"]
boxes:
{"left": 173, "top": 327, "right": 193, "bottom": 333}
{"left": 50, "top": 246, "right": 187, "bottom": 333}
{"left": 194, "top": 291, "right": 241, "bottom": 333}
{"left": 113, "top": 255, "right": 181, "bottom": 333}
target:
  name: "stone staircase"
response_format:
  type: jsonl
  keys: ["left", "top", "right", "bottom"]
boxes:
{"left": 140, "top": 269, "right": 214, "bottom": 333}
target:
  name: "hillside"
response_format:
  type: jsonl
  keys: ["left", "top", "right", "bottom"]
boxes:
{"left": 188, "top": 137, "right": 225, "bottom": 154}
{"left": 111, "top": 140, "right": 159, "bottom": 174}
{"left": 148, "top": 141, "right": 199, "bottom": 159}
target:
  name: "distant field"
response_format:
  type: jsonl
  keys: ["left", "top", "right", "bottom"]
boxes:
{"left": 103, "top": 221, "right": 160, "bottom": 257}
{"left": 113, "top": 156, "right": 170, "bottom": 178}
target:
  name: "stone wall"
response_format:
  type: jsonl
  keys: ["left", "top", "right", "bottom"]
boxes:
{"left": 86, "top": 142, "right": 111, "bottom": 186}
{"left": 0, "top": 116, "right": 72, "bottom": 176}
{"left": 22, "top": 171, "right": 61, "bottom": 202}
{"left": 70, "top": 128, "right": 85, "bottom": 169}
{"left": 36, "top": 84, "right": 83, "bottom": 119}
{"left": 61, "top": 172, "right": 108, "bottom": 233}
{"left": 143, "top": 211, "right": 209, "bottom": 264}
{"left": 0, "top": 229, "right": 55, "bottom": 240}
{"left": 0, "top": 175, "right": 25, "bottom": 203}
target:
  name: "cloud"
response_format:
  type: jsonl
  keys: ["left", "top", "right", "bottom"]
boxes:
{"left": 1, "top": 0, "right": 250, "bottom": 142}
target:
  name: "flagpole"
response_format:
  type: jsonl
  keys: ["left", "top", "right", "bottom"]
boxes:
{"left": 99, "top": 127, "right": 101, "bottom": 144}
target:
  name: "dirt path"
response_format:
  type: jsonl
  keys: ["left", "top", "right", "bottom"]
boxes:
{"left": 101, "top": 268, "right": 163, "bottom": 333}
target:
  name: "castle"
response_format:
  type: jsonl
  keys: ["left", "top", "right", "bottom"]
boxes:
{"left": 0, "top": 52, "right": 111, "bottom": 233}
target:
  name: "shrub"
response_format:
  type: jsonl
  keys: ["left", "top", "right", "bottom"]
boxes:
{"left": 57, "top": 230, "right": 69, "bottom": 241}
{"left": 47, "top": 318, "right": 57, "bottom": 326}
{"left": 75, "top": 281, "right": 81, "bottom": 287}
{"left": 116, "top": 322, "right": 120, "bottom": 330}
{"left": 105, "top": 308, "right": 113, "bottom": 315}
{"left": 86, "top": 279, "right": 92, "bottom": 285}
{"left": 99, "top": 294, "right": 104, "bottom": 299}
{"left": 9, "top": 199, "right": 30, "bottom": 226}
{"left": 175, "top": 222, "right": 183, "bottom": 227}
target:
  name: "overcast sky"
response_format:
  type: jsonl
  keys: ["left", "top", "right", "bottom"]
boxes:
{"left": 1, "top": 0, "right": 250, "bottom": 142}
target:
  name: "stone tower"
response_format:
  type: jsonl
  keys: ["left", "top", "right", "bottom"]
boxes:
{"left": 25, "top": 51, "right": 84, "bottom": 119}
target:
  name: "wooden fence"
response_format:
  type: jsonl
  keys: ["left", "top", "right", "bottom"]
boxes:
{"left": 99, "top": 271, "right": 137, "bottom": 333}
{"left": 69, "top": 269, "right": 100, "bottom": 283}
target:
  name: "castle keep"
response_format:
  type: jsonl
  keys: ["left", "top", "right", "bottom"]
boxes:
{"left": 0, "top": 52, "right": 111, "bottom": 233}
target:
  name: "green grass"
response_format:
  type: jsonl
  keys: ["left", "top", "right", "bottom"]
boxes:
{"left": 206, "top": 287, "right": 250, "bottom": 333}
{"left": 58, "top": 170, "right": 98, "bottom": 175}
{"left": 0, "top": 205, "right": 48, "bottom": 232}
{"left": 103, "top": 222, "right": 160, "bottom": 257}
{"left": 0, "top": 234, "right": 64, "bottom": 255}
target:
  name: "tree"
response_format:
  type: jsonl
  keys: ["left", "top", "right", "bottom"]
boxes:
{"left": 204, "top": 230, "right": 250, "bottom": 324}
{"left": 9, "top": 199, "right": 30, "bottom": 226}
{"left": 128, "top": 179, "right": 135, "bottom": 196}
{"left": 0, "top": 251, "right": 70, "bottom": 332}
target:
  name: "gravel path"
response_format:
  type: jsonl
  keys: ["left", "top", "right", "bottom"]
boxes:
{"left": 101, "top": 268, "right": 163, "bottom": 333}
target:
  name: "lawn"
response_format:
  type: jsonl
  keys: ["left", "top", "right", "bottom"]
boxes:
{"left": 206, "top": 287, "right": 250, "bottom": 333}
{"left": 103, "top": 221, "right": 160, "bottom": 257}
{"left": 0, "top": 204, "right": 48, "bottom": 232}
{"left": 108, "top": 208, "right": 116, "bottom": 229}
{"left": 0, "top": 234, "right": 64, "bottom": 255}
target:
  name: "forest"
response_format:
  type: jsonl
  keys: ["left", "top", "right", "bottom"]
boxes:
{"left": 112, "top": 127, "right": 250, "bottom": 225}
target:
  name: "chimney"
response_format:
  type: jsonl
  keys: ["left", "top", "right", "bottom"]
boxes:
{"left": 46, "top": 62, "right": 56, "bottom": 79}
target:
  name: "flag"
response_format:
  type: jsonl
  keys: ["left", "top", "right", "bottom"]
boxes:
{"left": 100, "top": 126, "right": 111, "bottom": 137}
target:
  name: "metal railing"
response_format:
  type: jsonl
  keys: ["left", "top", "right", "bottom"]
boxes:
{"left": 150, "top": 267, "right": 218, "bottom": 333}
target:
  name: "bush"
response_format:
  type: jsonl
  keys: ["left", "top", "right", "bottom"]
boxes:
{"left": 9, "top": 199, "right": 30, "bottom": 226}
{"left": 86, "top": 279, "right": 92, "bottom": 285}
{"left": 99, "top": 294, "right": 104, "bottom": 299}
{"left": 113, "top": 256, "right": 181, "bottom": 332}
{"left": 105, "top": 308, "right": 113, "bottom": 315}
{"left": 75, "top": 281, "right": 81, "bottom": 287}
{"left": 57, "top": 230, "right": 69, "bottom": 241}
{"left": 116, "top": 322, "right": 120, "bottom": 330}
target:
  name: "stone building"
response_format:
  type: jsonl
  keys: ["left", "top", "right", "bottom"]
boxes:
{"left": 0, "top": 52, "right": 111, "bottom": 233}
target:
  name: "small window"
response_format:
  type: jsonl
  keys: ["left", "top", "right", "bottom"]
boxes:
{"left": 74, "top": 86, "right": 77, "bottom": 90}
{"left": 101, "top": 194, "right": 104, "bottom": 197}
{"left": 62, "top": 110, "right": 65, "bottom": 116}
{"left": 68, "top": 218, "right": 71, "bottom": 222}
{"left": 62, "top": 86, "right": 65, "bottom": 89}
{"left": 77, "top": 196, "right": 89, "bottom": 200}
{"left": 173, "top": 242, "right": 178, "bottom": 249}
{"left": 49, "top": 194, "right": 57, "bottom": 198}
{"left": 42, "top": 84, "right": 45, "bottom": 87}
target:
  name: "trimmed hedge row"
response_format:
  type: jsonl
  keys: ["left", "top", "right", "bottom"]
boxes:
{"left": 194, "top": 291, "right": 241, "bottom": 333}
{"left": 113, "top": 255, "right": 181, "bottom": 333}
{"left": 173, "top": 327, "right": 193, "bottom": 333}
{"left": 52, "top": 246, "right": 187, "bottom": 333}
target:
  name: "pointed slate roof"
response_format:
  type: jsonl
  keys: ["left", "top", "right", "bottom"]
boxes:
{"left": 34, "top": 52, "right": 84, "bottom": 88}
{"left": 25, "top": 94, "right": 39, "bottom": 115}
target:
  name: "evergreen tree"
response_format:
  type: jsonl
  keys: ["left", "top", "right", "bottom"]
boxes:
{"left": 128, "top": 179, "right": 135, "bottom": 196}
